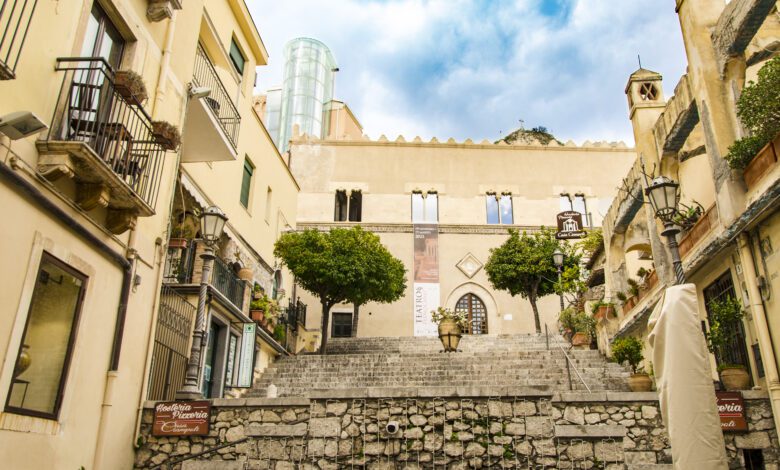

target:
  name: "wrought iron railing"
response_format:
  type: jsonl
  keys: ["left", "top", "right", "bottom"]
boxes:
{"left": 192, "top": 43, "right": 240, "bottom": 148}
{"left": 147, "top": 286, "right": 196, "bottom": 401}
{"left": 212, "top": 254, "right": 244, "bottom": 310}
{"left": 284, "top": 299, "right": 307, "bottom": 327}
{"left": 163, "top": 239, "right": 245, "bottom": 311}
{"left": 48, "top": 58, "right": 166, "bottom": 209}
{"left": 0, "top": 0, "right": 38, "bottom": 79}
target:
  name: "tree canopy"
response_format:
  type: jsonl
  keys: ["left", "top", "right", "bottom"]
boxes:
{"left": 274, "top": 226, "right": 406, "bottom": 353}
{"left": 484, "top": 227, "right": 581, "bottom": 333}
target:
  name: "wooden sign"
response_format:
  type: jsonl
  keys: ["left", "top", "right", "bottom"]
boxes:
{"left": 716, "top": 391, "right": 748, "bottom": 432}
{"left": 555, "top": 211, "right": 587, "bottom": 240}
{"left": 152, "top": 400, "right": 211, "bottom": 436}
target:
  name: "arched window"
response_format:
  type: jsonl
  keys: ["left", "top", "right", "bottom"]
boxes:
{"left": 455, "top": 293, "right": 488, "bottom": 335}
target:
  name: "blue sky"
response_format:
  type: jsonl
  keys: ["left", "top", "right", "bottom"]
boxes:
{"left": 248, "top": 0, "right": 688, "bottom": 145}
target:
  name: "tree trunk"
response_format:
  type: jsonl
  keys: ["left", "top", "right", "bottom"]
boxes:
{"left": 352, "top": 303, "right": 361, "bottom": 337}
{"left": 529, "top": 289, "right": 542, "bottom": 334}
{"left": 319, "top": 300, "right": 332, "bottom": 354}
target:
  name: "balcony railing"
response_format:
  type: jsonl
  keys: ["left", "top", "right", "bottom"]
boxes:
{"left": 163, "top": 240, "right": 245, "bottom": 311}
{"left": 282, "top": 299, "right": 307, "bottom": 327}
{"left": 45, "top": 58, "right": 166, "bottom": 210}
{"left": 0, "top": 0, "right": 38, "bottom": 79}
{"left": 192, "top": 43, "right": 240, "bottom": 148}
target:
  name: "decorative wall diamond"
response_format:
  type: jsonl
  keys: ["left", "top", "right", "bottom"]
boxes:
{"left": 456, "top": 253, "right": 483, "bottom": 278}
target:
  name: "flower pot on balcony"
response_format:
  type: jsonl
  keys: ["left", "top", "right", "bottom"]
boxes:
{"left": 238, "top": 267, "right": 253, "bottom": 282}
{"left": 152, "top": 120, "right": 182, "bottom": 151}
{"left": 628, "top": 373, "right": 653, "bottom": 392}
{"left": 114, "top": 70, "right": 148, "bottom": 106}
{"left": 168, "top": 238, "right": 188, "bottom": 249}
{"left": 571, "top": 332, "right": 590, "bottom": 350}
{"left": 250, "top": 310, "right": 264, "bottom": 322}
{"left": 622, "top": 296, "right": 637, "bottom": 315}
{"left": 596, "top": 305, "right": 616, "bottom": 320}
{"left": 743, "top": 139, "right": 778, "bottom": 189}
{"left": 720, "top": 366, "right": 750, "bottom": 391}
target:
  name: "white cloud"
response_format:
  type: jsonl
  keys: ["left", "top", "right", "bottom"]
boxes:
{"left": 248, "top": 0, "right": 688, "bottom": 145}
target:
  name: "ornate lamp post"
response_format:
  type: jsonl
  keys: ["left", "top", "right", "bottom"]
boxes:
{"left": 552, "top": 247, "right": 565, "bottom": 312}
{"left": 176, "top": 206, "right": 228, "bottom": 400}
{"left": 644, "top": 176, "right": 686, "bottom": 285}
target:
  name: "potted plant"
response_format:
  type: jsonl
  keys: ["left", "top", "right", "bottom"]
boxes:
{"left": 611, "top": 336, "right": 652, "bottom": 392}
{"left": 591, "top": 300, "right": 615, "bottom": 321}
{"left": 273, "top": 323, "right": 286, "bottom": 344}
{"left": 558, "top": 307, "right": 577, "bottom": 342}
{"left": 671, "top": 202, "right": 703, "bottom": 232}
{"left": 725, "top": 56, "right": 780, "bottom": 187}
{"left": 431, "top": 307, "right": 467, "bottom": 352}
{"left": 572, "top": 312, "right": 595, "bottom": 350}
{"left": 705, "top": 296, "right": 750, "bottom": 390}
{"left": 114, "top": 69, "right": 148, "bottom": 105}
{"left": 151, "top": 120, "right": 182, "bottom": 151}
{"left": 250, "top": 294, "right": 270, "bottom": 324}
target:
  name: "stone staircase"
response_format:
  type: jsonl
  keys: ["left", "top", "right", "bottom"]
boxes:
{"left": 247, "top": 334, "right": 631, "bottom": 398}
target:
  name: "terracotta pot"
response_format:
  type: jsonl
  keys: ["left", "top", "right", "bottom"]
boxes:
{"left": 622, "top": 297, "right": 637, "bottom": 315}
{"left": 743, "top": 138, "right": 778, "bottom": 189}
{"left": 250, "top": 310, "right": 264, "bottom": 322}
{"left": 238, "top": 267, "right": 253, "bottom": 282}
{"left": 571, "top": 332, "right": 590, "bottom": 349}
{"left": 597, "top": 305, "right": 616, "bottom": 320}
{"left": 168, "top": 238, "right": 188, "bottom": 249}
{"left": 720, "top": 367, "right": 750, "bottom": 391}
{"left": 628, "top": 373, "right": 653, "bottom": 392}
{"left": 438, "top": 319, "right": 462, "bottom": 352}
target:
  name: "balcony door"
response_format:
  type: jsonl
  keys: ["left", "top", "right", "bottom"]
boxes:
{"left": 80, "top": 4, "right": 124, "bottom": 68}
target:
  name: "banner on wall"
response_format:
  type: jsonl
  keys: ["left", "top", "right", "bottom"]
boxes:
{"left": 236, "top": 322, "right": 256, "bottom": 388}
{"left": 413, "top": 224, "right": 440, "bottom": 336}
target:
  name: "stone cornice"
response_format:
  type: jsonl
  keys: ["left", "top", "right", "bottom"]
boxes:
{"left": 296, "top": 222, "right": 546, "bottom": 235}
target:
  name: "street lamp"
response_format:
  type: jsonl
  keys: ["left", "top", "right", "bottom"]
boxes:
{"left": 552, "top": 247, "right": 565, "bottom": 312}
{"left": 176, "top": 206, "right": 228, "bottom": 400}
{"left": 644, "top": 176, "right": 686, "bottom": 285}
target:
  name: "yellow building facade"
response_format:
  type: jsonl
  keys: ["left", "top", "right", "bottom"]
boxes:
{"left": 0, "top": 0, "right": 298, "bottom": 468}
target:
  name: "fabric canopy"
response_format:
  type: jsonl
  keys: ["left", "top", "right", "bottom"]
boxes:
{"left": 647, "top": 284, "right": 728, "bottom": 469}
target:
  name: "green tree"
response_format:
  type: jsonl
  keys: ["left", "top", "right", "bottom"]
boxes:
{"left": 274, "top": 227, "right": 406, "bottom": 353}
{"left": 484, "top": 227, "right": 581, "bottom": 333}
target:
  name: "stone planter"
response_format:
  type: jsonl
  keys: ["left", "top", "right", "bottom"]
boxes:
{"left": 437, "top": 319, "right": 462, "bottom": 352}
{"left": 720, "top": 367, "right": 751, "bottom": 391}
{"left": 743, "top": 136, "right": 778, "bottom": 189}
{"left": 628, "top": 373, "right": 653, "bottom": 392}
{"left": 571, "top": 332, "right": 590, "bottom": 350}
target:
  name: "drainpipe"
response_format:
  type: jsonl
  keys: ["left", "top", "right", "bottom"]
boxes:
{"left": 152, "top": 11, "right": 177, "bottom": 116}
{"left": 738, "top": 232, "right": 780, "bottom": 441}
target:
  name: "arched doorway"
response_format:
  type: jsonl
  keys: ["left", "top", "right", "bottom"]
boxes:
{"left": 455, "top": 293, "right": 488, "bottom": 334}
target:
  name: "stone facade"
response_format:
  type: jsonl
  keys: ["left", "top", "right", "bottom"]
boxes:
{"left": 136, "top": 392, "right": 779, "bottom": 469}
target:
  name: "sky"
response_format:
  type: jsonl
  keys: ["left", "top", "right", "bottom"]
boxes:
{"left": 248, "top": 0, "right": 689, "bottom": 146}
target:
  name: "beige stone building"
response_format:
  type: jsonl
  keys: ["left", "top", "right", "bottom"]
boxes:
{"left": 0, "top": 0, "right": 299, "bottom": 468}
{"left": 287, "top": 115, "right": 637, "bottom": 342}
{"left": 598, "top": 0, "right": 780, "bottom": 444}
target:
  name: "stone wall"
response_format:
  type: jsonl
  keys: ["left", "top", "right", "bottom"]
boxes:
{"left": 135, "top": 392, "right": 779, "bottom": 469}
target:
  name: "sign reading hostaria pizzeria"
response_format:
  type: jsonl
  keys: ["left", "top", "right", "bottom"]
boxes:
{"left": 555, "top": 211, "right": 587, "bottom": 240}
{"left": 152, "top": 401, "right": 211, "bottom": 436}
{"left": 716, "top": 391, "right": 748, "bottom": 432}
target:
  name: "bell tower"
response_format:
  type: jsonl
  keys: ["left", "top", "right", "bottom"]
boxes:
{"left": 625, "top": 68, "right": 665, "bottom": 165}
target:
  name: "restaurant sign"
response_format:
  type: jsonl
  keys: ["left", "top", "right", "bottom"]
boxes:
{"left": 555, "top": 211, "right": 587, "bottom": 240}
{"left": 152, "top": 400, "right": 211, "bottom": 436}
{"left": 716, "top": 391, "right": 748, "bottom": 432}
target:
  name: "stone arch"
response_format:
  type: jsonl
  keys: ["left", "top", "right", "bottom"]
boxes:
{"left": 445, "top": 282, "right": 499, "bottom": 332}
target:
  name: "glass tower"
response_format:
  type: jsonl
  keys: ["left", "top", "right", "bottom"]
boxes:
{"left": 277, "top": 38, "right": 337, "bottom": 152}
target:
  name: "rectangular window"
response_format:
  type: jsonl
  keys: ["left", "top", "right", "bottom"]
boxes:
{"left": 704, "top": 271, "right": 751, "bottom": 374}
{"left": 560, "top": 193, "right": 572, "bottom": 211}
{"left": 240, "top": 157, "right": 254, "bottom": 208}
{"left": 224, "top": 334, "right": 238, "bottom": 387}
{"left": 411, "top": 192, "right": 424, "bottom": 223}
{"left": 334, "top": 190, "right": 348, "bottom": 221}
{"left": 265, "top": 187, "right": 273, "bottom": 222}
{"left": 229, "top": 37, "right": 246, "bottom": 76}
{"left": 424, "top": 192, "right": 438, "bottom": 223}
{"left": 6, "top": 253, "right": 87, "bottom": 419}
{"left": 332, "top": 312, "right": 353, "bottom": 338}
{"left": 486, "top": 193, "right": 500, "bottom": 224}
{"left": 499, "top": 193, "right": 513, "bottom": 225}
{"left": 348, "top": 190, "right": 362, "bottom": 222}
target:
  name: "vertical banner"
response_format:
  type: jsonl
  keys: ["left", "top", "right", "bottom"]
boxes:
{"left": 413, "top": 224, "right": 440, "bottom": 336}
{"left": 236, "top": 322, "right": 256, "bottom": 388}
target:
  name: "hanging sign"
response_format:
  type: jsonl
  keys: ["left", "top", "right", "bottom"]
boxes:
{"left": 555, "top": 211, "right": 587, "bottom": 240}
{"left": 152, "top": 401, "right": 211, "bottom": 436}
{"left": 236, "top": 322, "right": 256, "bottom": 388}
{"left": 413, "top": 224, "right": 440, "bottom": 336}
{"left": 716, "top": 391, "right": 748, "bottom": 432}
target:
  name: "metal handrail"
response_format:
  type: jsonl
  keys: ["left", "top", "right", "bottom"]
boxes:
{"left": 556, "top": 342, "right": 592, "bottom": 393}
{"left": 147, "top": 437, "right": 249, "bottom": 469}
{"left": 192, "top": 43, "right": 240, "bottom": 148}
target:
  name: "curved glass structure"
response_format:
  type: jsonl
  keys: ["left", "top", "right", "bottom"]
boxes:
{"left": 277, "top": 38, "right": 337, "bottom": 152}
